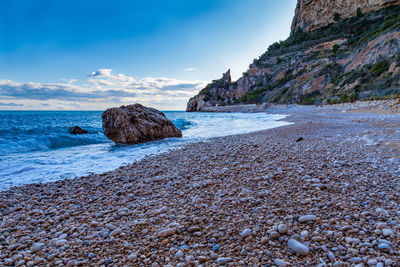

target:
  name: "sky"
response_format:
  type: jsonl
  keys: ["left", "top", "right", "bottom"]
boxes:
{"left": 0, "top": 0, "right": 297, "bottom": 110}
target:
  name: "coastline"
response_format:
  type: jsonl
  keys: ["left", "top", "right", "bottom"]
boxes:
{"left": 197, "top": 99, "right": 400, "bottom": 115}
{"left": 0, "top": 105, "right": 399, "bottom": 266}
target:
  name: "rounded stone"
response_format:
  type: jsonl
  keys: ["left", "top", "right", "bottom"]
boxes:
{"left": 287, "top": 239, "right": 309, "bottom": 255}
{"left": 240, "top": 228, "right": 252, "bottom": 239}
{"left": 216, "top": 257, "right": 232, "bottom": 265}
{"left": 278, "top": 224, "right": 288, "bottom": 234}
{"left": 298, "top": 215, "right": 317, "bottom": 223}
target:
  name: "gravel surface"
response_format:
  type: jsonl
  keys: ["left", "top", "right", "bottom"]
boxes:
{"left": 0, "top": 109, "right": 399, "bottom": 266}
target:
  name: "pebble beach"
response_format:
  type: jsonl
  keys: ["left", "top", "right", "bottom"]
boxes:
{"left": 1, "top": 105, "right": 400, "bottom": 266}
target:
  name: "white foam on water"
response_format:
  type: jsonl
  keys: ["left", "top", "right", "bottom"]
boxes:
{"left": 0, "top": 111, "right": 291, "bottom": 190}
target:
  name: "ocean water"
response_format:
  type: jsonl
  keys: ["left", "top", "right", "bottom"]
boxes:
{"left": 0, "top": 111, "right": 290, "bottom": 190}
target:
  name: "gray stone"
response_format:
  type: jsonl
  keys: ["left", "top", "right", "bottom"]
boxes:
{"left": 328, "top": 251, "right": 336, "bottom": 262}
{"left": 298, "top": 215, "right": 317, "bottom": 223}
{"left": 30, "top": 243, "right": 45, "bottom": 253}
{"left": 377, "top": 243, "right": 391, "bottom": 252}
{"left": 278, "top": 224, "right": 288, "bottom": 234}
{"left": 240, "top": 228, "right": 252, "bottom": 239}
{"left": 274, "top": 259, "right": 289, "bottom": 267}
{"left": 287, "top": 239, "right": 309, "bottom": 255}
{"left": 216, "top": 257, "right": 232, "bottom": 265}
{"left": 174, "top": 250, "right": 184, "bottom": 260}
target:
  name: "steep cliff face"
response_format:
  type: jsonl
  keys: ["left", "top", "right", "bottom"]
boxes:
{"left": 187, "top": 4, "right": 400, "bottom": 111}
{"left": 291, "top": 0, "right": 400, "bottom": 33}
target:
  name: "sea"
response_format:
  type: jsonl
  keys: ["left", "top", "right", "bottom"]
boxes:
{"left": 0, "top": 111, "right": 290, "bottom": 191}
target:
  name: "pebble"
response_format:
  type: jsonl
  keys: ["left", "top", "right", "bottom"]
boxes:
{"left": 269, "top": 231, "right": 280, "bottom": 239}
{"left": 240, "top": 228, "right": 252, "bottom": 239}
{"left": 109, "top": 228, "right": 122, "bottom": 237}
{"left": 348, "top": 257, "right": 362, "bottom": 264}
{"left": 274, "top": 259, "right": 289, "bottom": 267}
{"left": 174, "top": 250, "right": 184, "bottom": 260}
{"left": 55, "top": 239, "right": 68, "bottom": 246}
{"left": 158, "top": 228, "right": 176, "bottom": 238}
{"left": 377, "top": 243, "right": 391, "bottom": 252}
{"left": 300, "top": 230, "right": 308, "bottom": 238}
{"left": 30, "top": 242, "right": 45, "bottom": 253}
{"left": 198, "top": 256, "right": 207, "bottom": 263}
{"left": 287, "top": 239, "right": 309, "bottom": 255}
{"left": 298, "top": 215, "right": 317, "bottom": 223}
{"left": 328, "top": 251, "right": 336, "bottom": 262}
{"left": 104, "top": 258, "right": 113, "bottom": 265}
{"left": 212, "top": 244, "right": 220, "bottom": 251}
{"left": 216, "top": 257, "right": 232, "bottom": 265}
{"left": 381, "top": 228, "right": 393, "bottom": 237}
{"left": 278, "top": 224, "right": 288, "bottom": 234}
{"left": 376, "top": 223, "right": 387, "bottom": 230}
{"left": 261, "top": 236, "right": 269, "bottom": 244}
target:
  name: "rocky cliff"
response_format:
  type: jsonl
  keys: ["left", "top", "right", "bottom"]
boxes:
{"left": 291, "top": 0, "right": 400, "bottom": 33}
{"left": 187, "top": 4, "right": 400, "bottom": 111}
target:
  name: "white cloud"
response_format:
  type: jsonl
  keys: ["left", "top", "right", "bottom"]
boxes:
{"left": 184, "top": 67, "right": 197, "bottom": 71}
{"left": 0, "top": 69, "right": 207, "bottom": 110}
{"left": 87, "top": 68, "right": 113, "bottom": 77}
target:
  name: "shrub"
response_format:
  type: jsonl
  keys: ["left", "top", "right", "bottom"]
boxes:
{"left": 381, "top": 18, "right": 396, "bottom": 31}
{"left": 371, "top": 60, "right": 390, "bottom": 76}
{"left": 333, "top": 12, "right": 341, "bottom": 22}
{"left": 199, "top": 85, "right": 211, "bottom": 96}
{"left": 357, "top": 8, "right": 364, "bottom": 17}
{"left": 332, "top": 44, "right": 340, "bottom": 54}
{"left": 239, "top": 87, "right": 267, "bottom": 104}
{"left": 300, "top": 97, "right": 316, "bottom": 105}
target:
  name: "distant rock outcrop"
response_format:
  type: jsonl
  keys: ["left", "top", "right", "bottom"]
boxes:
{"left": 186, "top": 70, "right": 233, "bottom": 112}
{"left": 291, "top": 0, "right": 400, "bottom": 34}
{"left": 69, "top": 126, "right": 89, "bottom": 135}
{"left": 102, "top": 104, "right": 182, "bottom": 145}
{"left": 187, "top": 69, "right": 260, "bottom": 112}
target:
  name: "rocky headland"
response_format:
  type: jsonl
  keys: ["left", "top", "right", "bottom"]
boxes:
{"left": 187, "top": 2, "right": 400, "bottom": 112}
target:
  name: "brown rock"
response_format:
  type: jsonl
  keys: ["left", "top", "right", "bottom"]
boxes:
{"left": 69, "top": 126, "right": 89, "bottom": 135}
{"left": 157, "top": 228, "right": 177, "bottom": 238}
{"left": 186, "top": 70, "right": 236, "bottom": 112}
{"left": 291, "top": 0, "right": 400, "bottom": 33}
{"left": 102, "top": 104, "right": 182, "bottom": 145}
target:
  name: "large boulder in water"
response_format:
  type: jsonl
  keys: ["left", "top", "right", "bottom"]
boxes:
{"left": 102, "top": 104, "right": 182, "bottom": 145}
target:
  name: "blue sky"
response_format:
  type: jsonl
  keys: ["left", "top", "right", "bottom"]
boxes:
{"left": 0, "top": 0, "right": 297, "bottom": 110}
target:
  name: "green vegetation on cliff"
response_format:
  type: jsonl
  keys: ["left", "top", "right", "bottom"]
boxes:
{"left": 187, "top": 5, "right": 400, "bottom": 111}
{"left": 238, "top": 5, "right": 400, "bottom": 105}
